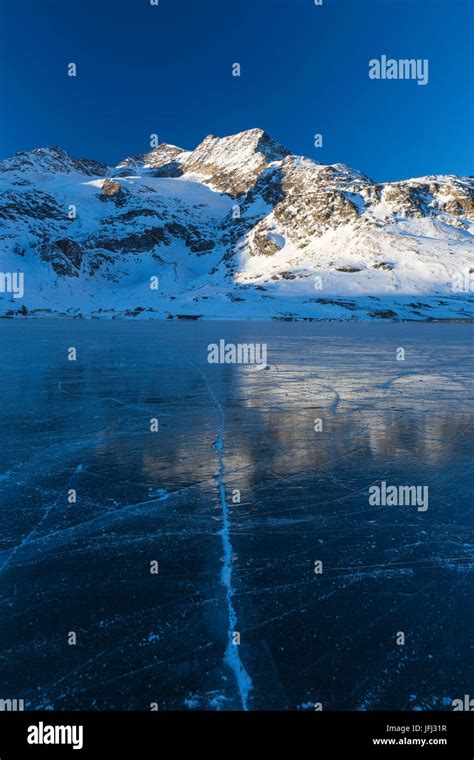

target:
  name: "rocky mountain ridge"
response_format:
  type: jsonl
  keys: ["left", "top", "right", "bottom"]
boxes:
{"left": 0, "top": 128, "right": 472, "bottom": 320}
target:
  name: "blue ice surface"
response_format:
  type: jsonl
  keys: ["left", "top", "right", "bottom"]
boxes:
{"left": 0, "top": 320, "right": 472, "bottom": 711}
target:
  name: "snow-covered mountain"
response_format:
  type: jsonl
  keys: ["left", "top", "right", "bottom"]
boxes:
{"left": 1, "top": 128, "right": 473, "bottom": 320}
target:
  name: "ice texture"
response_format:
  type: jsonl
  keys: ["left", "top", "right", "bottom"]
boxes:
{"left": 0, "top": 320, "right": 472, "bottom": 710}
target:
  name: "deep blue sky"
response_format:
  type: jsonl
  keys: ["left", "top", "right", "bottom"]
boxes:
{"left": 0, "top": 0, "right": 472, "bottom": 181}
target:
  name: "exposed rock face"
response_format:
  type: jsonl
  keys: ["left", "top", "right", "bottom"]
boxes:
{"left": 0, "top": 129, "right": 472, "bottom": 320}
{"left": 382, "top": 178, "right": 474, "bottom": 225}
{"left": 178, "top": 128, "right": 289, "bottom": 197}
{"left": 276, "top": 160, "right": 362, "bottom": 242}
{"left": 39, "top": 237, "right": 83, "bottom": 277}
{"left": 372, "top": 262, "right": 394, "bottom": 271}
{"left": 434, "top": 182, "right": 474, "bottom": 218}
{"left": 382, "top": 184, "right": 426, "bottom": 218}
{"left": 90, "top": 226, "right": 169, "bottom": 254}
{"left": 55, "top": 238, "right": 83, "bottom": 267}
{"left": 0, "top": 190, "right": 65, "bottom": 221}
{"left": 233, "top": 158, "right": 371, "bottom": 258}
{"left": 101, "top": 179, "right": 122, "bottom": 197}
{"left": 100, "top": 178, "right": 128, "bottom": 206}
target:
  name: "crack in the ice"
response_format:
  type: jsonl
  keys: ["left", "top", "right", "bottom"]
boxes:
{"left": 194, "top": 366, "right": 253, "bottom": 711}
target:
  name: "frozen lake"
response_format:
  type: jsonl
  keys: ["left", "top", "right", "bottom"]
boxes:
{"left": 0, "top": 320, "right": 473, "bottom": 710}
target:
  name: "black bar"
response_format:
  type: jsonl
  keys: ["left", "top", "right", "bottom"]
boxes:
{"left": 0, "top": 711, "right": 472, "bottom": 757}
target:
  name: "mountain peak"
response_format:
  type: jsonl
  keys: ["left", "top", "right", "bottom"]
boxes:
{"left": 181, "top": 128, "right": 289, "bottom": 196}
{"left": 194, "top": 127, "right": 288, "bottom": 157}
{"left": 0, "top": 146, "right": 108, "bottom": 178}
{"left": 115, "top": 143, "right": 185, "bottom": 174}
{"left": 112, "top": 129, "right": 290, "bottom": 195}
